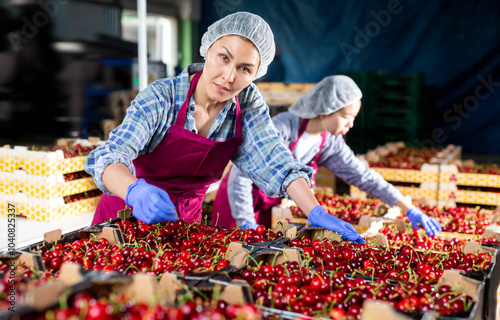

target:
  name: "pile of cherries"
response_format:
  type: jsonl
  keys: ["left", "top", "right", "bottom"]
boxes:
{"left": 53, "top": 143, "right": 96, "bottom": 158}
{"left": 114, "top": 219, "right": 281, "bottom": 249}
{"left": 368, "top": 147, "right": 441, "bottom": 170}
{"left": 459, "top": 163, "right": 500, "bottom": 175}
{"left": 290, "top": 193, "right": 385, "bottom": 223}
{"left": 64, "top": 190, "right": 102, "bottom": 204}
{"left": 235, "top": 261, "right": 473, "bottom": 319}
{"left": 32, "top": 291, "right": 264, "bottom": 320}
{"left": 0, "top": 263, "right": 54, "bottom": 310}
{"left": 35, "top": 220, "right": 284, "bottom": 277}
{"left": 63, "top": 171, "right": 91, "bottom": 182}
{"left": 287, "top": 235, "right": 492, "bottom": 283}
{"left": 379, "top": 226, "right": 500, "bottom": 249}
{"left": 417, "top": 204, "right": 498, "bottom": 235}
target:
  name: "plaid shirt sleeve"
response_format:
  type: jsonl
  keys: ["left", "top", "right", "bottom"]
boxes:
{"left": 232, "top": 84, "right": 313, "bottom": 198}
{"left": 318, "top": 135, "right": 403, "bottom": 206}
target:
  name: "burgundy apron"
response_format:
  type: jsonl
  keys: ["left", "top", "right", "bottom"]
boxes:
{"left": 212, "top": 119, "right": 327, "bottom": 228}
{"left": 92, "top": 71, "right": 244, "bottom": 225}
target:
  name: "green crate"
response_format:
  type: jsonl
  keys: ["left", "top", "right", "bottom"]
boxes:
{"left": 369, "top": 100, "right": 420, "bottom": 114}
{"left": 370, "top": 73, "right": 423, "bottom": 92}
{"left": 365, "top": 110, "right": 420, "bottom": 129}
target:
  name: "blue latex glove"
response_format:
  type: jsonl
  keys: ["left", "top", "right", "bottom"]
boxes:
{"left": 406, "top": 207, "right": 442, "bottom": 236}
{"left": 308, "top": 206, "right": 365, "bottom": 244}
{"left": 240, "top": 221, "right": 259, "bottom": 230}
{"left": 125, "top": 179, "right": 178, "bottom": 224}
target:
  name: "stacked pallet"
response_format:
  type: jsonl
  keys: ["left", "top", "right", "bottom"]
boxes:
{"left": 0, "top": 138, "right": 102, "bottom": 222}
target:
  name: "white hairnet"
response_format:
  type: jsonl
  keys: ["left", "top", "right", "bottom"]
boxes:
{"left": 288, "top": 75, "right": 362, "bottom": 119}
{"left": 199, "top": 12, "right": 275, "bottom": 79}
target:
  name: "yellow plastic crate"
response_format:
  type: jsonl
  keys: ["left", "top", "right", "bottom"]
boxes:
{"left": 452, "top": 190, "right": 500, "bottom": 206}
{"left": 22, "top": 175, "right": 97, "bottom": 199}
{"left": 372, "top": 165, "right": 441, "bottom": 183}
{"left": 1, "top": 194, "right": 100, "bottom": 222}
{"left": 455, "top": 172, "right": 500, "bottom": 188}
{"left": 0, "top": 148, "right": 20, "bottom": 172}
{"left": 0, "top": 171, "right": 22, "bottom": 195}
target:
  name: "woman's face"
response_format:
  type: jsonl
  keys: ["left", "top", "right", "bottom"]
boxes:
{"left": 203, "top": 35, "right": 260, "bottom": 103}
{"left": 320, "top": 99, "right": 361, "bottom": 136}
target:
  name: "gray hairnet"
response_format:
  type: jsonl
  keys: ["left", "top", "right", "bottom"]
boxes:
{"left": 199, "top": 12, "right": 275, "bottom": 79}
{"left": 288, "top": 75, "right": 362, "bottom": 119}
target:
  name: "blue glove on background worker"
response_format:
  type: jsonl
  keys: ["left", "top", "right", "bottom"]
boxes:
{"left": 406, "top": 207, "right": 442, "bottom": 236}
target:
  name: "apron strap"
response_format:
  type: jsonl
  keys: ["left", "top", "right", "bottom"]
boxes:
{"left": 175, "top": 71, "right": 203, "bottom": 126}
{"left": 234, "top": 96, "right": 243, "bottom": 138}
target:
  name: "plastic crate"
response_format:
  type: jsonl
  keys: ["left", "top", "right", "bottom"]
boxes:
{"left": 365, "top": 110, "right": 420, "bottom": 129}
{"left": 0, "top": 193, "right": 101, "bottom": 222}
{"left": 370, "top": 73, "right": 423, "bottom": 93}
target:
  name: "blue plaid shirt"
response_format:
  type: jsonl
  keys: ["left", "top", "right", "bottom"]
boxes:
{"left": 84, "top": 63, "right": 312, "bottom": 198}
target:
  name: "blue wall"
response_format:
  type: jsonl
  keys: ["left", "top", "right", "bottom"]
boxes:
{"left": 200, "top": 0, "right": 500, "bottom": 155}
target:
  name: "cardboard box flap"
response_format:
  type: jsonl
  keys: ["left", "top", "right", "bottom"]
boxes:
{"left": 3, "top": 252, "right": 45, "bottom": 272}
{"left": 159, "top": 272, "right": 184, "bottom": 304}
{"left": 284, "top": 225, "right": 297, "bottom": 239}
{"left": 482, "top": 227, "right": 500, "bottom": 242}
{"left": 437, "top": 270, "right": 482, "bottom": 301}
{"left": 44, "top": 229, "right": 63, "bottom": 242}
{"left": 361, "top": 300, "right": 413, "bottom": 320}
{"left": 218, "top": 281, "right": 253, "bottom": 305}
{"left": 117, "top": 206, "right": 132, "bottom": 220}
{"left": 365, "top": 233, "right": 389, "bottom": 248}
{"left": 24, "top": 280, "right": 66, "bottom": 311}
{"left": 394, "top": 219, "right": 407, "bottom": 232}
{"left": 58, "top": 263, "right": 85, "bottom": 286}
{"left": 463, "top": 241, "right": 497, "bottom": 264}
{"left": 275, "top": 219, "right": 289, "bottom": 229}
{"left": 122, "top": 273, "right": 158, "bottom": 305}
{"left": 226, "top": 242, "right": 249, "bottom": 262}
{"left": 255, "top": 248, "right": 302, "bottom": 266}
{"left": 229, "top": 251, "right": 249, "bottom": 269}
{"left": 281, "top": 248, "right": 302, "bottom": 265}
{"left": 79, "top": 227, "right": 124, "bottom": 245}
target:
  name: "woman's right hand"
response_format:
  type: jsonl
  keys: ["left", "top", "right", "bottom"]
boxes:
{"left": 308, "top": 205, "right": 365, "bottom": 244}
{"left": 125, "top": 179, "right": 178, "bottom": 224}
